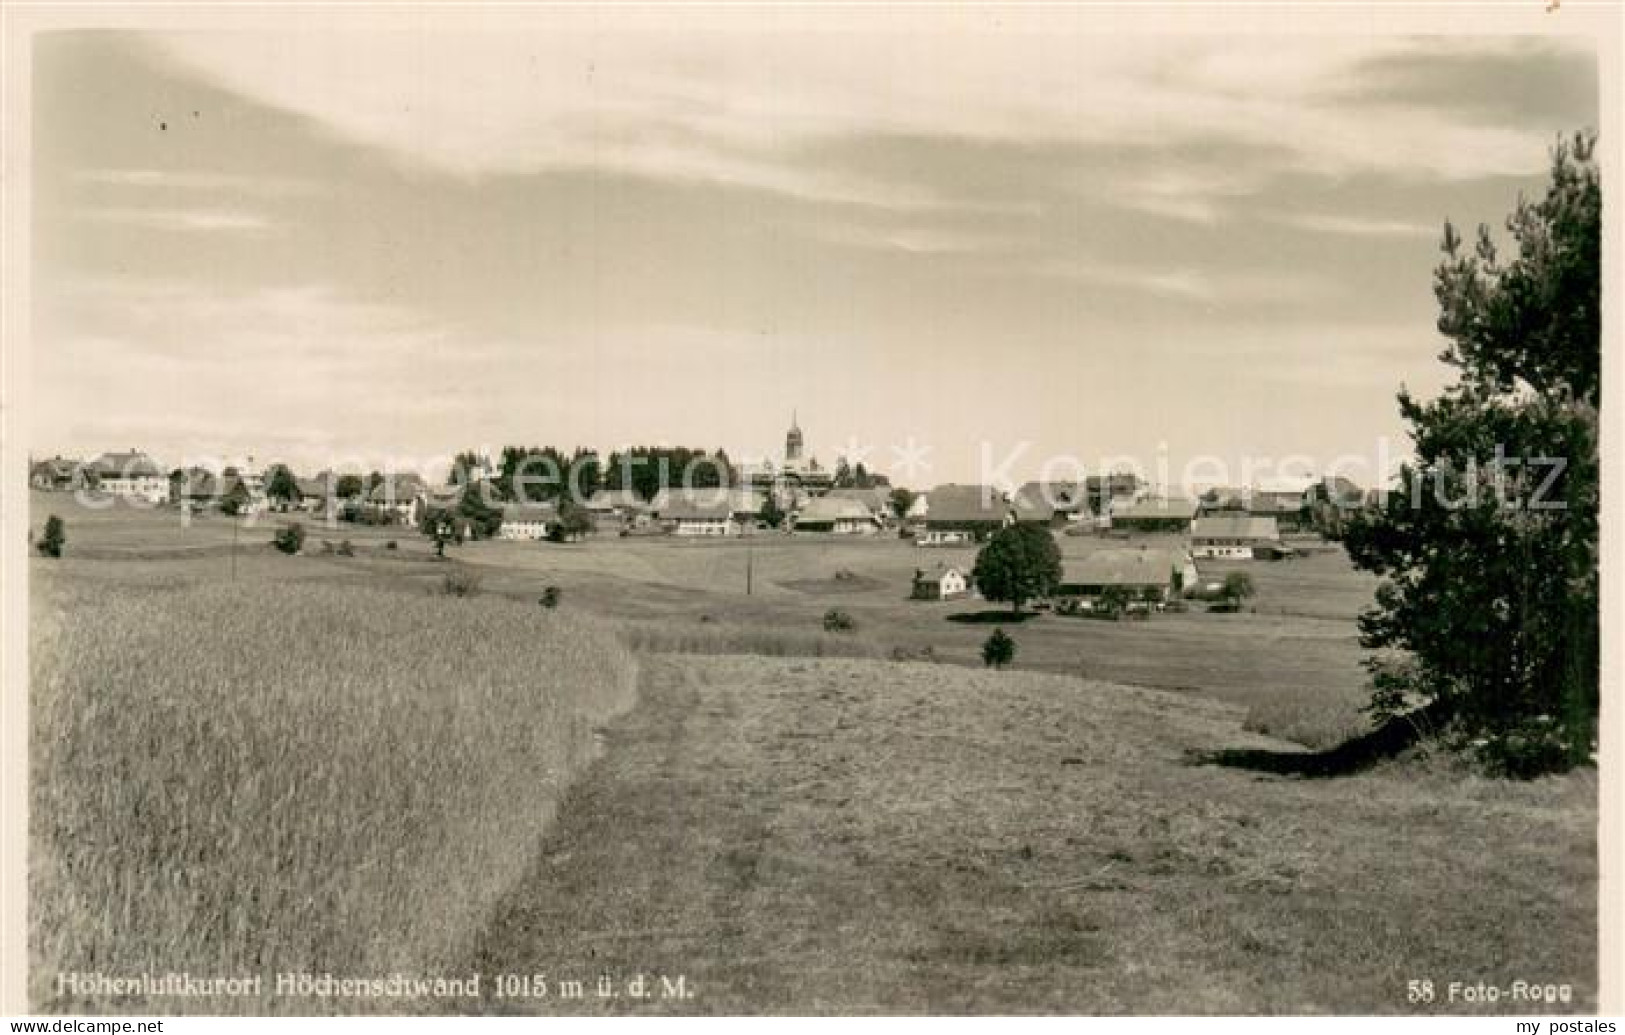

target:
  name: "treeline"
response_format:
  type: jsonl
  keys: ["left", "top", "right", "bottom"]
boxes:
{"left": 455, "top": 446, "right": 738, "bottom": 504}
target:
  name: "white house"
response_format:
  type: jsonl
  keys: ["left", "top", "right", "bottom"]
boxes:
{"left": 912, "top": 564, "right": 969, "bottom": 601}
{"left": 1191, "top": 514, "right": 1282, "bottom": 559}
{"left": 88, "top": 451, "right": 168, "bottom": 504}
{"left": 660, "top": 493, "right": 738, "bottom": 536}
{"left": 499, "top": 503, "right": 557, "bottom": 540}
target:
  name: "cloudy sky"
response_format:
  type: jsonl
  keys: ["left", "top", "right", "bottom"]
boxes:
{"left": 29, "top": 22, "right": 1598, "bottom": 487}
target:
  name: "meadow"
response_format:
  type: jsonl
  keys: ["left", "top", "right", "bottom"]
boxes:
{"left": 23, "top": 493, "right": 1599, "bottom": 1013}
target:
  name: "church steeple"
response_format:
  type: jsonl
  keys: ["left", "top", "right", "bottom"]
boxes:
{"left": 785, "top": 412, "right": 805, "bottom": 465}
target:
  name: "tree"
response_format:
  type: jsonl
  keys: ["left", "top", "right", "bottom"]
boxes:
{"left": 335, "top": 474, "right": 364, "bottom": 500}
{"left": 1221, "top": 572, "right": 1256, "bottom": 608}
{"left": 273, "top": 522, "right": 305, "bottom": 555}
{"left": 759, "top": 494, "right": 787, "bottom": 529}
{"left": 548, "top": 500, "right": 593, "bottom": 542}
{"left": 1095, "top": 585, "right": 1130, "bottom": 619}
{"left": 833, "top": 456, "right": 854, "bottom": 488}
{"left": 1340, "top": 132, "right": 1599, "bottom": 775}
{"left": 971, "top": 523, "right": 1063, "bottom": 614}
{"left": 266, "top": 464, "right": 301, "bottom": 506}
{"left": 982, "top": 628, "right": 1015, "bottom": 669}
{"left": 220, "top": 477, "right": 251, "bottom": 517}
{"left": 889, "top": 487, "right": 917, "bottom": 521}
{"left": 457, "top": 486, "right": 504, "bottom": 540}
{"left": 38, "top": 515, "right": 64, "bottom": 558}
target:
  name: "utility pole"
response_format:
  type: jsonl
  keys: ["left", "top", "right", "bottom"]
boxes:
{"left": 746, "top": 544, "right": 753, "bottom": 596}
{"left": 230, "top": 513, "right": 239, "bottom": 582}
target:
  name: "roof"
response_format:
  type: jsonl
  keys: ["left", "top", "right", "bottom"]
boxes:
{"left": 796, "top": 495, "right": 876, "bottom": 524}
{"left": 502, "top": 503, "right": 559, "bottom": 523}
{"left": 367, "top": 473, "right": 426, "bottom": 503}
{"left": 913, "top": 563, "right": 964, "bottom": 584}
{"left": 1192, "top": 514, "right": 1281, "bottom": 541}
{"left": 1246, "top": 494, "right": 1304, "bottom": 515}
{"left": 31, "top": 457, "right": 80, "bottom": 478}
{"left": 825, "top": 487, "right": 892, "bottom": 512}
{"left": 924, "top": 485, "right": 1009, "bottom": 525}
{"left": 1011, "top": 481, "right": 1085, "bottom": 520}
{"left": 90, "top": 451, "right": 164, "bottom": 478}
{"left": 1111, "top": 496, "right": 1199, "bottom": 521}
{"left": 1061, "top": 548, "right": 1191, "bottom": 588}
{"left": 586, "top": 488, "right": 649, "bottom": 511}
{"left": 661, "top": 492, "right": 734, "bottom": 521}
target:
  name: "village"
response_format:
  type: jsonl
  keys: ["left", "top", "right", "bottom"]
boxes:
{"left": 28, "top": 414, "right": 1375, "bottom": 619}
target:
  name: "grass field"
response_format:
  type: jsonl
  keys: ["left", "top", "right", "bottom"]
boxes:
{"left": 464, "top": 655, "right": 1597, "bottom": 1014}
{"left": 23, "top": 493, "right": 1599, "bottom": 1014}
{"left": 30, "top": 570, "right": 639, "bottom": 1014}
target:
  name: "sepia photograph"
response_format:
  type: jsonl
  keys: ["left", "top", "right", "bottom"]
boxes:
{"left": 1, "top": 2, "right": 1618, "bottom": 1021}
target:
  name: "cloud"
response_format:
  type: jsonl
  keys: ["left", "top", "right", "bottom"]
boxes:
{"left": 1272, "top": 212, "right": 1439, "bottom": 240}
{"left": 151, "top": 31, "right": 1585, "bottom": 202}
{"left": 71, "top": 167, "right": 316, "bottom": 196}
{"left": 72, "top": 206, "right": 274, "bottom": 232}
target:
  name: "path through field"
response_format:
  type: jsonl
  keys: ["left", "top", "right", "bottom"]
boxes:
{"left": 458, "top": 656, "right": 1596, "bottom": 1015}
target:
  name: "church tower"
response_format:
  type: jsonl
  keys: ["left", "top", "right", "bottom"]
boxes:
{"left": 785, "top": 412, "right": 805, "bottom": 467}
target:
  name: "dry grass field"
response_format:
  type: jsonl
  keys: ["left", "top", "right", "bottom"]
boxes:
{"left": 464, "top": 656, "right": 1597, "bottom": 1014}
{"left": 30, "top": 568, "right": 639, "bottom": 1014}
{"left": 23, "top": 493, "right": 1599, "bottom": 1014}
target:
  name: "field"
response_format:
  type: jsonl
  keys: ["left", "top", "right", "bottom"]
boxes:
{"left": 23, "top": 493, "right": 1599, "bottom": 1013}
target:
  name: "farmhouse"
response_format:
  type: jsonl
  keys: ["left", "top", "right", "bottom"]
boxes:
{"left": 826, "top": 486, "right": 894, "bottom": 523}
{"left": 918, "top": 484, "right": 1010, "bottom": 544}
{"left": 1011, "top": 481, "right": 1087, "bottom": 526}
{"left": 911, "top": 564, "right": 969, "bottom": 601}
{"left": 1086, "top": 472, "right": 1143, "bottom": 515}
{"left": 1054, "top": 547, "right": 1200, "bottom": 607}
{"left": 794, "top": 495, "right": 880, "bottom": 534}
{"left": 1109, "top": 496, "right": 1199, "bottom": 534}
{"left": 366, "top": 473, "right": 428, "bottom": 523}
{"left": 499, "top": 503, "right": 558, "bottom": 540}
{"left": 1191, "top": 514, "right": 1282, "bottom": 559}
{"left": 659, "top": 494, "right": 737, "bottom": 536}
{"left": 29, "top": 457, "right": 83, "bottom": 491}
{"left": 88, "top": 451, "right": 169, "bottom": 503}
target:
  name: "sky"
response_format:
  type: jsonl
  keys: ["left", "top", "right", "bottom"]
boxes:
{"left": 28, "top": 24, "right": 1598, "bottom": 489}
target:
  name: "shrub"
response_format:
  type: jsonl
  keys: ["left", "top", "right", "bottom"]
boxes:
{"left": 384, "top": 540, "right": 398, "bottom": 551}
{"left": 982, "top": 628, "right": 1016, "bottom": 669}
{"left": 441, "top": 570, "right": 482, "bottom": 598}
{"left": 272, "top": 522, "right": 305, "bottom": 556}
{"left": 540, "top": 586, "right": 562, "bottom": 609}
{"left": 822, "top": 609, "right": 857, "bottom": 633}
{"left": 336, "top": 539, "right": 354, "bottom": 557}
{"left": 38, "top": 515, "right": 65, "bottom": 558}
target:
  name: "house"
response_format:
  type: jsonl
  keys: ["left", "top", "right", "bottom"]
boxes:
{"left": 1191, "top": 514, "right": 1282, "bottom": 559}
{"left": 1086, "top": 472, "right": 1143, "bottom": 515}
{"left": 1011, "top": 481, "right": 1087, "bottom": 526}
{"left": 29, "top": 457, "right": 83, "bottom": 491}
{"left": 499, "top": 502, "right": 558, "bottom": 540}
{"left": 659, "top": 492, "right": 740, "bottom": 537}
{"left": 911, "top": 564, "right": 970, "bottom": 601}
{"left": 918, "top": 485, "right": 1010, "bottom": 544}
{"left": 366, "top": 473, "right": 427, "bottom": 524}
{"left": 88, "top": 451, "right": 169, "bottom": 503}
{"left": 794, "top": 495, "right": 880, "bottom": 534}
{"left": 1054, "top": 547, "right": 1200, "bottom": 608}
{"left": 825, "top": 486, "right": 894, "bottom": 524}
{"left": 1109, "top": 496, "right": 1199, "bottom": 534}
{"left": 1245, "top": 490, "right": 1307, "bottom": 531}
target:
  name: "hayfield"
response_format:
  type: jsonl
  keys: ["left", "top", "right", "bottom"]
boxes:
{"left": 29, "top": 573, "right": 639, "bottom": 1014}
{"left": 465, "top": 655, "right": 1598, "bottom": 1014}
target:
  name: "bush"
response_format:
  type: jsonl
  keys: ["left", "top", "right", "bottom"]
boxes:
{"left": 384, "top": 540, "right": 398, "bottom": 551}
{"left": 38, "top": 515, "right": 65, "bottom": 558}
{"left": 272, "top": 523, "right": 305, "bottom": 556}
{"left": 336, "top": 540, "right": 354, "bottom": 557}
{"left": 441, "top": 570, "right": 482, "bottom": 598}
{"left": 539, "top": 586, "right": 562, "bottom": 609}
{"left": 982, "top": 628, "right": 1016, "bottom": 669}
{"left": 822, "top": 609, "right": 857, "bottom": 633}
